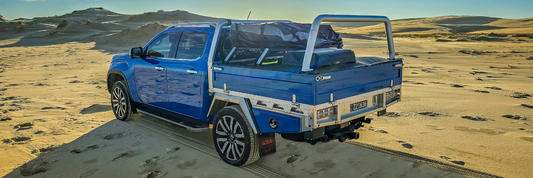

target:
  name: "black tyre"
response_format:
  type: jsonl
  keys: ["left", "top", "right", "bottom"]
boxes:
{"left": 213, "top": 105, "right": 260, "bottom": 166}
{"left": 110, "top": 81, "right": 137, "bottom": 121}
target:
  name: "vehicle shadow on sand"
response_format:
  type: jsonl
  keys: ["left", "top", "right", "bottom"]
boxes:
{"left": 4, "top": 113, "right": 467, "bottom": 178}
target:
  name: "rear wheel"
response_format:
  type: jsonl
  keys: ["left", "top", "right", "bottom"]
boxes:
{"left": 213, "top": 105, "right": 260, "bottom": 166}
{"left": 110, "top": 81, "right": 137, "bottom": 121}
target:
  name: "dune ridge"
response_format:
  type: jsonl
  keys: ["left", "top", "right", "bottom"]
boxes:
{"left": 336, "top": 15, "right": 533, "bottom": 34}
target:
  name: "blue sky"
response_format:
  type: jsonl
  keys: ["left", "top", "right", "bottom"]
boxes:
{"left": 1, "top": 0, "right": 532, "bottom": 21}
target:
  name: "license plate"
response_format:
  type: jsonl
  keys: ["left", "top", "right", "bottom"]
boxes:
{"left": 340, "top": 122, "right": 350, "bottom": 128}
{"left": 350, "top": 100, "right": 368, "bottom": 112}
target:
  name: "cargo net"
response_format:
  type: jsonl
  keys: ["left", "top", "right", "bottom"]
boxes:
{"left": 215, "top": 22, "right": 358, "bottom": 72}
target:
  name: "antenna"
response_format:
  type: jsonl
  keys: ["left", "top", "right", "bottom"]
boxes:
{"left": 247, "top": 11, "right": 252, "bottom": 20}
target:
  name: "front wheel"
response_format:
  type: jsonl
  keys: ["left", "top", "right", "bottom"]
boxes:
{"left": 213, "top": 105, "right": 260, "bottom": 166}
{"left": 110, "top": 81, "right": 137, "bottom": 121}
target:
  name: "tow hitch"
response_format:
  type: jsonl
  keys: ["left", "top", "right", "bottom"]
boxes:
{"left": 307, "top": 117, "right": 371, "bottom": 144}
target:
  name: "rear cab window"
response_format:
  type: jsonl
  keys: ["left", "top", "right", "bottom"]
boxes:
{"left": 176, "top": 31, "right": 209, "bottom": 60}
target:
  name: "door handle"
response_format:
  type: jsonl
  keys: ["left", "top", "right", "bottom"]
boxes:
{"left": 155, "top": 66, "right": 164, "bottom": 71}
{"left": 186, "top": 70, "right": 198, "bottom": 74}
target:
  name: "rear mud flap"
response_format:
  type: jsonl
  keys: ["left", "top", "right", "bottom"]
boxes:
{"left": 258, "top": 133, "right": 276, "bottom": 157}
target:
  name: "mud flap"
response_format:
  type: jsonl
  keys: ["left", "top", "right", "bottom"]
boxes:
{"left": 258, "top": 133, "right": 276, "bottom": 157}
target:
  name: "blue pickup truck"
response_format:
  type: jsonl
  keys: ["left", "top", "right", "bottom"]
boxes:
{"left": 107, "top": 14, "right": 403, "bottom": 166}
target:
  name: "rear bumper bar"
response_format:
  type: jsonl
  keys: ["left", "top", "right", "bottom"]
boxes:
{"left": 281, "top": 116, "right": 371, "bottom": 143}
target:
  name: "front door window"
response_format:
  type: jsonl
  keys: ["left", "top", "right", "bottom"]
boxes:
{"left": 145, "top": 33, "right": 179, "bottom": 58}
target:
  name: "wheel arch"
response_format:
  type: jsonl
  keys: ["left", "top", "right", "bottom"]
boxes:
{"left": 107, "top": 70, "right": 138, "bottom": 113}
{"left": 207, "top": 93, "right": 260, "bottom": 134}
{"left": 107, "top": 70, "right": 128, "bottom": 94}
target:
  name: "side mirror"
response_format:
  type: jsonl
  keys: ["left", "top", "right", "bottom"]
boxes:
{"left": 129, "top": 47, "right": 143, "bottom": 58}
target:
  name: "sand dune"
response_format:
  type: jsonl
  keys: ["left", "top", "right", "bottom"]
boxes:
{"left": 125, "top": 10, "right": 222, "bottom": 23}
{"left": 31, "top": 7, "right": 128, "bottom": 24}
{"left": 0, "top": 7, "right": 222, "bottom": 49}
{"left": 336, "top": 16, "right": 533, "bottom": 34}
{"left": 91, "top": 22, "right": 167, "bottom": 47}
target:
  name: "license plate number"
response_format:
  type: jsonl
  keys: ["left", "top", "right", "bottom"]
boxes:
{"left": 350, "top": 100, "right": 368, "bottom": 112}
{"left": 340, "top": 122, "right": 350, "bottom": 128}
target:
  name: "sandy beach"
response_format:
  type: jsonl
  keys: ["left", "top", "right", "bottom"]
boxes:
{"left": 0, "top": 8, "right": 532, "bottom": 178}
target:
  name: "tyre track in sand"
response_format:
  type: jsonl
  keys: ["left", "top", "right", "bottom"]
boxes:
{"left": 129, "top": 115, "right": 293, "bottom": 178}
{"left": 346, "top": 141, "right": 504, "bottom": 178}
{"left": 131, "top": 114, "right": 497, "bottom": 178}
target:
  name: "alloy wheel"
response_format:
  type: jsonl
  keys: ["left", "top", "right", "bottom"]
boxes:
{"left": 112, "top": 87, "right": 126, "bottom": 118}
{"left": 215, "top": 115, "right": 246, "bottom": 161}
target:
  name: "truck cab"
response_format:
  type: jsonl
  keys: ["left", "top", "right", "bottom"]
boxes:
{"left": 107, "top": 14, "right": 403, "bottom": 166}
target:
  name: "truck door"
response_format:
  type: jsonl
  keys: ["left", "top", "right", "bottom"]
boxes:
{"left": 134, "top": 32, "right": 179, "bottom": 109}
{"left": 166, "top": 30, "right": 209, "bottom": 120}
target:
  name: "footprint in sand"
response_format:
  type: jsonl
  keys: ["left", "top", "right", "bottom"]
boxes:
{"left": 5, "top": 83, "right": 21, "bottom": 87}
{"left": 375, "top": 130, "right": 388, "bottom": 134}
{"left": 309, "top": 160, "right": 336, "bottom": 175}
{"left": 397, "top": 141, "right": 414, "bottom": 149}
{"left": 32, "top": 82, "right": 50, "bottom": 86}
{"left": 429, "top": 82, "right": 446, "bottom": 84}
{"left": 283, "top": 154, "right": 307, "bottom": 164}
{"left": 285, "top": 155, "right": 299, "bottom": 163}
{"left": 138, "top": 156, "right": 167, "bottom": 178}
{"left": 485, "top": 86, "right": 502, "bottom": 90}
{"left": 522, "top": 104, "right": 533, "bottom": 109}
{"left": 143, "top": 156, "right": 162, "bottom": 165}
{"left": 450, "top": 84, "right": 464, "bottom": 88}
{"left": 103, "top": 131, "right": 126, "bottom": 140}
{"left": 510, "top": 92, "right": 532, "bottom": 99}
{"left": 502, "top": 115, "right": 527, "bottom": 121}
{"left": 469, "top": 71, "right": 490, "bottom": 75}
{"left": 19, "top": 161, "right": 49, "bottom": 176}
{"left": 418, "top": 112, "right": 441, "bottom": 117}
{"left": 461, "top": 115, "right": 489, "bottom": 121}
{"left": 33, "top": 145, "right": 58, "bottom": 154}
{"left": 70, "top": 144, "right": 102, "bottom": 154}
{"left": 41, "top": 106, "right": 67, "bottom": 110}
{"left": 454, "top": 126, "right": 505, "bottom": 135}
{"left": 79, "top": 168, "right": 98, "bottom": 178}
{"left": 144, "top": 171, "right": 164, "bottom": 178}
{"left": 13, "top": 122, "right": 33, "bottom": 130}
{"left": 112, "top": 150, "right": 136, "bottom": 162}
{"left": 176, "top": 159, "right": 197, "bottom": 170}
{"left": 69, "top": 80, "right": 84, "bottom": 83}
{"left": 166, "top": 147, "right": 180, "bottom": 154}
{"left": 0, "top": 115, "right": 12, "bottom": 121}
{"left": 383, "top": 112, "right": 401, "bottom": 117}
{"left": 2, "top": 136, "right": 31, "bottom": 144}
{"left": 473, "top": 90, "right": 490, "bottom": 93}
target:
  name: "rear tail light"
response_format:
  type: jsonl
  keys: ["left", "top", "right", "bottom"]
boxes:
{"left": 386, "top": 89, "right": 401, "bottom": 100}
{"left": 317, "top": 106, "right": 336, "bottom": 120}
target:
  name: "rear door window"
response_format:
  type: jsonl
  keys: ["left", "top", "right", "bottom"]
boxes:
{"left": 176, "top": 31, "right": 209, "bottom": 60}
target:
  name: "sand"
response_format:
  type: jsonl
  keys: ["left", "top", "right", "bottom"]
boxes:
{"left": 0, "top": 7, "right": 532, "bottom": 178}
{"left": 341, "top": 37, "right": 533, "bottom": 177}
{"left": 336, "top": 16, "right": 533, "bottom": 34}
